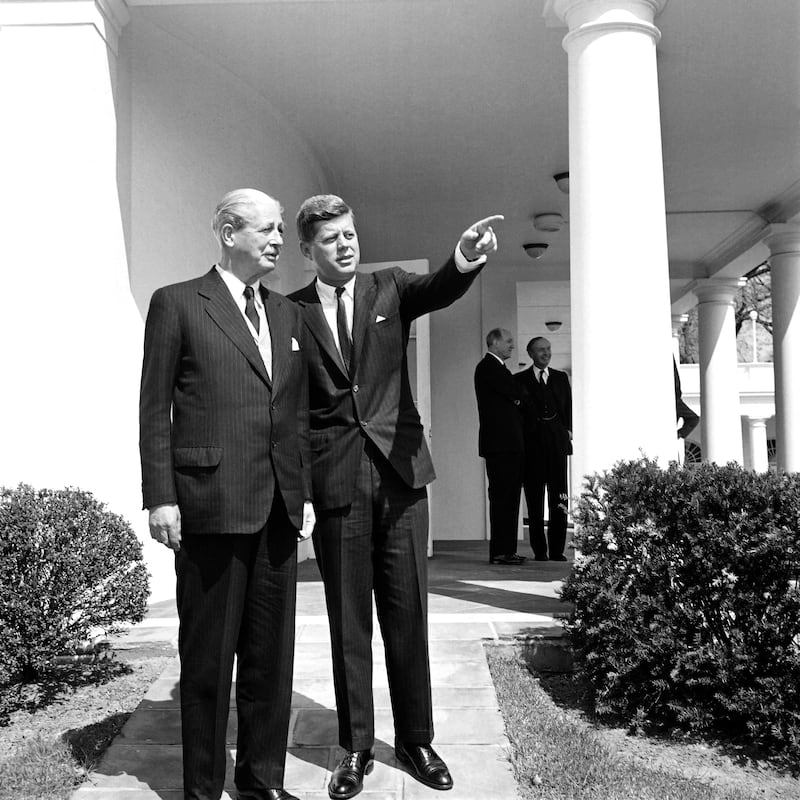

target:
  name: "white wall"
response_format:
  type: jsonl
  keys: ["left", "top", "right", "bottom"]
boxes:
{"left": 126, "top": 14, "right": 327, "bottom": 312}
{"left": 0, "top": 21, "right": 149, "bottom": 599}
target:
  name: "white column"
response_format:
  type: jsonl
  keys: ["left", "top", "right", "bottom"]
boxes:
{"left": 746, "top": 418, "right": 769, "bottom": 472}
{"left": 764, "top": 223, "right": 800, "bottom": 472}
{"left": 548, "top": 0, "right": 675, "bottom": 485}
{"left": 695, "top": 281, "right": 743, "bottom": 465}
{"left": 0, "top": 3, "right": 171, "bottom": 600}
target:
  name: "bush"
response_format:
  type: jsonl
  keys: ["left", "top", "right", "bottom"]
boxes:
{"left": 0, "top": 484, "right": 149, "bottom": 685}
{"left": 562, "top": 458, "right": 800, "bottom": 760}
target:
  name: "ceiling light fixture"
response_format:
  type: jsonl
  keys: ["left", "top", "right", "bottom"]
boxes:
{"left": 545, "top": 320, "right": 562, "bottom": 332}
{"left": 553, "top": 172, "right": 570, "bottom": 194}
{"left": 523, "top": 243, "right": 548, "bottom": 260}
{"left": 533, "top": 213, "right": 564, "bottom": 232}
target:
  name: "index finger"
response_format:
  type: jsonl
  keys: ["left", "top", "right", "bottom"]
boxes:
{"left": 473, "top": 215, "right": 504, "bottom": 234}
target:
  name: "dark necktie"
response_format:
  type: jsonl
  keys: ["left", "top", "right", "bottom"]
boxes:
{"left": 335, "top": 286, "right": 352, "bottom": 373}
{"left": 243, "top": 286, "right": 260, "bottom": 334}
{"left": 539, "top": 369, "right": 547, "bottom": 386}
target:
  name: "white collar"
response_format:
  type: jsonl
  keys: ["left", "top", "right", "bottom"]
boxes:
{"left": 315, "top": 275, "right": 356, "bottom": 303}
{"left": 216, "top": 264, "right": 262, "bottom": 304}
{"left": 488, "top": 352, "right": 505, "bottom": 365}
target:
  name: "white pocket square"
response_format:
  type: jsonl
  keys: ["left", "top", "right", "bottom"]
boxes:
{"left": 375, "top": 315, "right": 386, "bottom": 323}
{"left": 291, "top": 337, "right": 300, "bottom": 351}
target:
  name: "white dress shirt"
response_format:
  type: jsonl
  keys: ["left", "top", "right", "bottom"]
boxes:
{"left": 216, "top": 265, "right": 272, "bottom": 377}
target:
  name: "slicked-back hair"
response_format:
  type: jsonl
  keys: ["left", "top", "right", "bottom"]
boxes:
{"left": 526, "top": 336, "right": 547, "bottom": 355}
{"left": 211, "top": 189, "right": 279, "bottom": 247}
{"left": 296, "top": 194, "right": 354, "bottom": 243}
{"left": 486, "top": 328, "right": 507, "bottom": 348}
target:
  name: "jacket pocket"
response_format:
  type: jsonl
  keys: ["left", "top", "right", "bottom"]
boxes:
{"left": 173, "top": 446, "right": 222, "bottom": 469}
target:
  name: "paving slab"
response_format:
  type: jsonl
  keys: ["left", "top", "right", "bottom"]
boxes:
{"left": 73, "top": 540, "right": 570, "bottom": 799}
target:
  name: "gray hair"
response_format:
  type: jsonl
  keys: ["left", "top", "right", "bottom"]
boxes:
{"left": 211, "top": 189, "right": 280, "bottom": 246}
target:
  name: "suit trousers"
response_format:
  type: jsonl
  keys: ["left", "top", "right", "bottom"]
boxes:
{"left": 523, "top": 424, "right": 568, "bottom": 560}
{"left": 175, "top": 497, "right": 297, "bottom": 800}
{"left": 313, "top": 439, "right": 433, "bottom": 751}
{"left": 484, "top": 452, "right": 524, "bottom": 559}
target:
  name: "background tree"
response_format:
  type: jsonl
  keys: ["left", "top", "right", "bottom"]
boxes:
{"left": 679, "top": 261, "right": 772, "bottom": 364}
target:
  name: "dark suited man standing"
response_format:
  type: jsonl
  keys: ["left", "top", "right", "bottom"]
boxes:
{"left": 139, "top": 188, "right": 315, "bottom": 800}
{"left": 514, "top": 336, "right": 572, "bottom": 562}
{"left": 289, "top": 194, "right": 502, "bottom": 799}
{"left": 474, "top": 328, "right": 526, "bottom": 565}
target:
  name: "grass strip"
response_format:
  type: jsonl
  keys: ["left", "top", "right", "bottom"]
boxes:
{"left": 485, "top": 643, "right": 756, "bottom": 800}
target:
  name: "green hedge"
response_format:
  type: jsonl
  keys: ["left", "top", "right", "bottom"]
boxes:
{"left": 0, "top": 484, "right": 149, "bottom": 685}
{"left": 562, "top": 458, "right": 800, "bottom": 760}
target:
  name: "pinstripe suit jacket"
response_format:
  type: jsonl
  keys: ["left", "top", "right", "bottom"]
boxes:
{"left": 139, "top": 267, "right": 311, "bottom": 533}
{"left": 289, "top": 255, "right": 482, "bottom": 511}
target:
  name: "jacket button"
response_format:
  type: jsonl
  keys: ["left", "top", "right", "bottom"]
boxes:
{"left": 353, "top": 384, "right": 359, "bottom": 393}
{"left": 271, "top": 441, "right": 277, "bottom": 449}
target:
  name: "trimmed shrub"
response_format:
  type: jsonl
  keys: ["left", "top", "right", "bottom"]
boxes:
{"left": 562, "top": 458, "right": 800, "bottom": 759}
{"left": 0, "top": 484, "right": 149, "bottom": 684}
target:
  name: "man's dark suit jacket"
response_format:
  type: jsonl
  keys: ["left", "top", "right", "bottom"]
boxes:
{"left": 474, "top": 354, "right": 523, "bottom": 456}
{"left": 289, "top": 256, "right": 481, "bottom": 510}
{"left": 139, "top": 267, "right": 311, "bottom": 531}
{"left": 513, "top": 366, "right": 573, "bottom": 456}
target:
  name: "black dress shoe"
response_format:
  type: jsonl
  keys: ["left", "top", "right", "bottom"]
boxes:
{"left": 395, "top": 740, "right": 453, "bottom": 790}
{"left": 490, "top": 553, "right": 526, "bottom": 565}
{"left": 552, "top": 554, "right": 568, "bottom": 562}
{"left": 262, "top": 790, "right": 300, "bottom": 800}
{"left": 533, "top": 555, "right": 549, "bottom": 561}
{"left": 328, "top": 748, "right": 374, "bottom": 799}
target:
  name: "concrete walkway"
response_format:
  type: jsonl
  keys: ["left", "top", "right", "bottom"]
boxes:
{"left": 72, "top": 541, "right": 572, "bottom": 800}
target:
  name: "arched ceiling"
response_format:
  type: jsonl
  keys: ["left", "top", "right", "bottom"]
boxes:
{"left": 126, "top": 0, "right": 800, "bottom": 303}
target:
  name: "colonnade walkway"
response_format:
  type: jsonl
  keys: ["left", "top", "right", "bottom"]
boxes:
{"left": 71, "top": 540, "right": 572, "bottom": 800}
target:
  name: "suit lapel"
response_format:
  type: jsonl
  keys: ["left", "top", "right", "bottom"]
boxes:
{"left": 262, "top": 286, "right": 285, "bottom": 391}
{"left": 294, "top": 280, "right": 349, "bottom": 379}
{"left": 351, "top": 273, "right": 376, "bottom": 374}
{"left": 199, "top": 268, "right": 271, "bottom": 388}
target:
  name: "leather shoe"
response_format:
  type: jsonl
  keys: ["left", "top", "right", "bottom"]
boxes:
{"left": 239, "top": 790, "right": 299, "bottom": 800}
{"left": 552, "top": 554, "right": 568, "bottom": 562}
{"left": 328, "top": 748, "right": 374, "bottom": 799}
{"left": 395, "top": 740, "right": 453, "bottom": 790}
{"left": 490, "top": 553, "right": 526, "bottom": 565}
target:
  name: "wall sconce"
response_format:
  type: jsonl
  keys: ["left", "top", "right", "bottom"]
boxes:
{"left": 533, "top": 213, "right": 564, "bottom": 232}
{"left": 545, "top": 320, "right": 562, "bottom": 332}
{"left": 553, "top": 172, "right": 569, "bottom": 194}
{"left": 523, "top": 243, "right": 548, "bottom": 259}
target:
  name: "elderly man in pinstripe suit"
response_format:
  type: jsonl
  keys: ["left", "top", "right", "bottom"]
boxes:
{"left": 140, "top": 189, "right": 315, "bottom": 800}
{"left": 289, "top": 195, "right": 502, "bottom": 799}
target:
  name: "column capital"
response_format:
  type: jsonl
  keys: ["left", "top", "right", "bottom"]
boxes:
{"left": 544, "top": 0, "right": 668, "bottom": 44}
{"left": 693, "top": 278, "right": 744, "bottom": 305}
{"left": 764, "top": 222, "right": 800, "bottom": 256}
{"left": 0, "top": 1, "right": 130, "bottom": 54}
